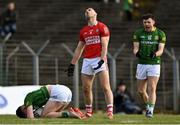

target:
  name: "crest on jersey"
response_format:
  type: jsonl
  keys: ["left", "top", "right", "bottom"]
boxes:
{"left": 96, "top": 29, "right": 99, "bottom": 33}
{"left": 148, "top": 35, "right": 152, "bottom": 40}
{"left": 155, "top": 35, "right": 159, "bottom": 40}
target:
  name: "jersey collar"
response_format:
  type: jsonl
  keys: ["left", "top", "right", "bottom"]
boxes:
{"left": 88, "top": 21, "right": 98, "bottom": 27}
{"left": 144, "top": 26, "right": 156, "bottom": 33}
{"left": 152, "top": 27, "right": 156, "bottom": 32}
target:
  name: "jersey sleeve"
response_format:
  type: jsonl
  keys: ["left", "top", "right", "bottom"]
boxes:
{"left": 133, "top": 30, "right": 140, "bottom": 42}
{"left": 24, "top": 93, "right": 33, "bottom": 107}
{"left": 100, "top": 24, "right": 110, "bottom": 37}
{"left": 159, "top": 30, "right": 166, "bottom": 44}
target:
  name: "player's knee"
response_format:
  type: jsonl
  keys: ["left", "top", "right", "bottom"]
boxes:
{"left": 138, "top": 89, "right": 146, "bottom": 96}
{"left": 102, "top": 86, "right": 111, "bottom": 93}
{"left": 148, "top": 85, "right": 156, "bottom": 93}
{"left": 83, "top": 87, "right": 91, "bottom": 95}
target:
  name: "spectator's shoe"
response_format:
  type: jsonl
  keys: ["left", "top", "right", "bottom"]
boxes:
{"left": 107, "top": 111, "right": 113, "bottom": 119}
{"left": 69, "top": 107, "right": 86, "bottom": 119}
{"left": 145, "top": 110, "right": 153, "bottom": 118}
{"left": 85, "top": 111, "right": 93, "bottom": 118}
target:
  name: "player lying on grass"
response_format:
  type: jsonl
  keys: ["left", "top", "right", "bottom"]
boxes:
{"left": 16, "top": 84, "right": 85, "bottom": 119}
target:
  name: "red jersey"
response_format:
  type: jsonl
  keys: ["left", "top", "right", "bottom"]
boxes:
{"left": 79, "top": 21, "right": 110, "bottom": 58}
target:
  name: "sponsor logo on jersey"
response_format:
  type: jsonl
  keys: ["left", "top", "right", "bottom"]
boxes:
{"left": 140, "top": 36, "right": 145, "bottom": 39}
{"left": 85, "top": 36, "right": 101, "bottom": 45}
{"left": 141, "top": 41, "right": 158, "bottom": 44}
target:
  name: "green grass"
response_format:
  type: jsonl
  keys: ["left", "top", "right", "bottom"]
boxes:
{"left": 1, "top": 112, "right": 180, "bottom": 124}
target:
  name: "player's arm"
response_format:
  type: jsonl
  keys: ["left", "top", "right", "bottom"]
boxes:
{"left": 132, "top": 31, "right": 140, "bottom": 56}
{"left": 26, "top": 105, "right": 34, "bottom": 118}
{"left": 71, "top": 41, "right": 85, "bottom": 64}
{"left": 101, "top": 36, "right": 109, "bottom": 60}
{"left": 133, "top": 42, "right": 139, "bottom": 56}
{"left": 155, "top": 31, "right": 166, "bottom": 57}
{"left": 155, "top": 43, "right": 165, "bottom": 57}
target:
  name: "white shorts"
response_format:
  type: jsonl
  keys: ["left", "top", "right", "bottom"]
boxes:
{"left": 136, "top": 64, "right": 160, "bottom": 80}
{"left": 49, "top": 85, "right": 72, "bottom": 103}
{"left": 81, "top": 57, "right": 108, "bottom": 75}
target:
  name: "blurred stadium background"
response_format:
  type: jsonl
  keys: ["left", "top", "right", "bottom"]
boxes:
{"left": 0, "top": 0, "right": 179, "bottom": 114}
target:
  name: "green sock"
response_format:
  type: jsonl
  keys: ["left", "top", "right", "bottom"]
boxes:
{"left": 149, "top": 103, "right": 155, "bottom": 108}
{"left": 61, "top": 111, "right": 70, "bottom": 118}
{"left": 145, "top": 103, "right": 149, "bottom": 110}
{"left": 147, "top": 102, "right": 155, "bottom": 113}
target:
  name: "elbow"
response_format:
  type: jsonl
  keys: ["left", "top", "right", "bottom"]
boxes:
{"left": 156, "top": 50, "right": 164, "bottom": 57}
{"left": 133, "top": 49, "right": 138, "bottom": 55}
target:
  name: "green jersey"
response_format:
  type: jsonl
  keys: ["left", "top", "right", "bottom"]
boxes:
{"left": 24, "top": 86, "right": 50, "bottom": 109}
{"left": 133, "top": 27, "right": 166, "bottom": 64}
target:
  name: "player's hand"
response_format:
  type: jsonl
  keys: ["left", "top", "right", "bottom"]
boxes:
{"left": 67, "top": 64, "right": 75, "bottom": 77}
{"left": 150, "top": 52, "right": 156, "bottom": 59}
{"left": 93, "top": 60, "right": 104, "bottom": 70}
{"left": 136, "top": 51, "right": 141, "bottom": 58}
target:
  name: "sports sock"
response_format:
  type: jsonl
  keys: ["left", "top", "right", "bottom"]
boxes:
{"left": 61, "top": 111, "right": 69, "bottom": 118}
{"left": 148, "top": 103, "right": 155, "bottom": 113}
{"left": 145, "top": 103, "right": 149, "bottom": 110}
{"left": 85, "top": 104, "right": 92, "bottom": 114}
{"left": 146, "top": 102, "right": 154, "bottom": 113}
{"left": 107, "top": 104, "right": 113, "bottom": 113}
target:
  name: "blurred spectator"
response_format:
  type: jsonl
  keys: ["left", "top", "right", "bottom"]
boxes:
{"left": 114, "top": 80, "right": 142, "bottom": 114}
{"left": 0, "top": 2, "right": 16, "bottom": 38}
{"left": 123, "top": 0, "right": 133, "bottom": 21}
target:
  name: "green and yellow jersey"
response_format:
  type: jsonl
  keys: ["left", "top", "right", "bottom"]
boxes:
{"left": 24, "top": 86, "right": 50, "bottom": 109}
{"left": 133, "top": 27, "right": 166, "bottom": 64}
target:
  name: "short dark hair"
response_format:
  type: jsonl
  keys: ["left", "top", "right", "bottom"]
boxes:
{"left": 16, "top": 106, "right": 26, "bottom": 118}
{"left": 142, "top": 13, "right": 155, "bottom": 20}
{"left": 117, "top": 79, "right": 126, "bottom": 86}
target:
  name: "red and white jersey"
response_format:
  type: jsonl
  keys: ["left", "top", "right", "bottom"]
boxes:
{"left": 79, "top": 21, "right": 110, "bottom": 58}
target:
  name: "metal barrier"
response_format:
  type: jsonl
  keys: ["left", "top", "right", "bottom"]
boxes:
{"left": 2, "top": 41, "right": 180, "bottom": 112}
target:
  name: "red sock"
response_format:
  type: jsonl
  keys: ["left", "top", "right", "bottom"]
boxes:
{"left": 107, "top": 104, "right": 113, "bottom": 114}
{"left": 85, "top": 105, "right": 93, "bottom": 117}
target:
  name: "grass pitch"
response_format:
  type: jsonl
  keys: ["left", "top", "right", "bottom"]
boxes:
{"left": 1, "top": 112, "right": 180, "bottom": 124}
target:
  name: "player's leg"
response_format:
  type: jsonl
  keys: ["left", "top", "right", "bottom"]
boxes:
{"left": 146, "top": 65, "right": 160, "bottom": 118}
{"left": 146, "top": 76, "right": 159, "bottom": 117}
{"left": 137, "top": 79, "right": 148, "bottom": 105}
{"left": 81, "top": 58, "right": 96, "bottom": 117}
{"left": 42, "top": 101, "right": 85, "bottom": 119}
{"left": 136, "top": 64, "right": 149, "bottom": 111}
{"left": 147, "top": 76, "right": 159, "bottom": 104}
{"left": 81, "top": 73, "right": 95, "bottom": 117}
{"left": 42, "top": 85, "right": 72, "bottom": 118}
{"left": 98, "top": 70, "right": 113, "bottom": 119}
{"left": 41, "top": 101, "right": 69, "bottom": 118}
